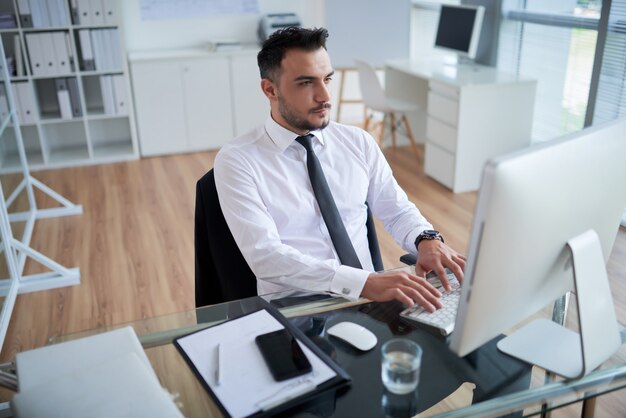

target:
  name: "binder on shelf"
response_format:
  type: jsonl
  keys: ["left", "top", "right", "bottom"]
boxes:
{"left": 174, "top": 304, "right": 351, "bottom": 418}
{"left": 56, "top": 78, "right": 73, "bottom": 120}
{"left": 16, "top": 82, "right": 37, "bottom": 125}
{"left": 102, "top": 29, "right": 113, "bottom": 70}
{"left": 76, "top": 0, "right": 91, "bottom": 25}
{"left": 13, "top": 35, "right": 24, "bottom": 77}
{"left": 50, "top": 0, "right": 69, "bottom": 27}
{"left": 103, "top": 0, "right": 118, "bottom": 25}
{"left": 10, "top": 83, "right": 24, "bottom": 122}
{"left": 52, "top": 32, "right": 71, "bottom": 74}
{"left": 78, "top": 29, "right": 95, "bottom": 71}
{"left": 90, "top": 30, "right": 103, "bottom": 70}
{"left": 109, "top": 29, "right": 122, "bottom": 70}
{"left": 16, "top": 0, "right": 33, "bottom": 28}
{"left": 39, "top": 33, "right": 59, "bottom": 75}
{"left": 69, "top": 0, "right": 79, "bottom": 24}
{"left": 100, "top": 75, "right": 115, "bottom": 114}
{"left": 112, "top": 75, "right": 127, "bottom": 115}
{"left": 30, "top": 0, "right": 51, "bottom": 28}
{"left": 25, "top": 33, "right": 45, "bottom": 76}
{"left": 66, "top": 77, "right": 82, "bottom": 117}
{"left": 89, "top": 0, "right": 105, "bottom": 25}
{"left": 64, "top": 32, "right": 76, "bottom": 72}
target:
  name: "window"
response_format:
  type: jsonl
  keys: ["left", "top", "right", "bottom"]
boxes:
{"left": 498, "top": 0, "right": 601, "bottom": 141}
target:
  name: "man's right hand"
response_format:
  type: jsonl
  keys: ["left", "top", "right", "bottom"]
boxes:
{"left": 361, "top": 271, "right": 443, "bottom": 312}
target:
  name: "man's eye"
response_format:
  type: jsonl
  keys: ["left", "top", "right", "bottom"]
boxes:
{"left": 300, "top": 81, "right": 312, "bottom": 86}
{"left": 325, "top": 77, "right": 333, "bottom": 83}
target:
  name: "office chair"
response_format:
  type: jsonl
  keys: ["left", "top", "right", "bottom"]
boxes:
{"left": 194, "top": 169, "right": 385, "bottom": 308}
{"left": 354, "top": 59, "right": 420, "bottom": 158}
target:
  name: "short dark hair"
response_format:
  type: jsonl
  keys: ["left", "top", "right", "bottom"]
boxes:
{"left": 257, "top": 27, "right": 329, "bottom": 82}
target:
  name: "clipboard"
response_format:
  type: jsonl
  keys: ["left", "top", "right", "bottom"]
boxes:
{"left": 174, "top": 301, "right": 351, "bottom": 418}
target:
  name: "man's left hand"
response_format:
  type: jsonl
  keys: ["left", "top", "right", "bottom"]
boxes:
{"left": 415, "top": 240, "right": 466, "bottom": 291}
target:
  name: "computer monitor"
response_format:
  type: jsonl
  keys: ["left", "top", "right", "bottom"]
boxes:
{"left": 434, "top": 5, "right": 485, "bottom": 60}
{"left": 449, "top": 118, "right": 626, "bottom": 379}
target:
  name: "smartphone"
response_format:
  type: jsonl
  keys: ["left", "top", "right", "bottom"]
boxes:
{"left": 255, "top": 329, "right": 312, "bottom": 381}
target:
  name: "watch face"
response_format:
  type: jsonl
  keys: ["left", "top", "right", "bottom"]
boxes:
{"left": 424, "top": 230, "right": 438, "bottom": 237}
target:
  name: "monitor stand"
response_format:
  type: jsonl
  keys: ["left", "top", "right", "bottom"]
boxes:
{"left": 496, "top": 229, "right": 621, "bottom": 379}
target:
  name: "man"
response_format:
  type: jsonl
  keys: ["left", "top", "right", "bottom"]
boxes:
{"left": 214, "top": 27, "right": 466, "bottom": 311}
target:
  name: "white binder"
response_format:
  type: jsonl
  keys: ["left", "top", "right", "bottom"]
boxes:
{"left": 100, "top": 75, "right": 115, "bottom": 114}
{"left": 30, "top": 0, "right": 46, "bottom": 28}
{"left": 39, "top": 33, "right": 59, "bottom": 75}
{"left": 56, "top": 78, "right": 73, "bottom": 120}
{"left": 10, "top": 83, "right": 24, "bottom": 122}
{"left": 112, "top": 75, "right": 127, "bottom": 115}
{"left": 102, "top": 0, "right": 118, "bottom": 25}
{"left": 16, "top": 0, "right": 32, "bottom": 27}
{"left": 25, "top": 33, "right": 45, "bottom": 76}
{"left": 90, "top": 29, "right": 104, "bottom": 70}
{"left": 16, "top": 82, "right": 37, "bottom": 125}
{"left": 52, "top": 32, "right": 71, "bottom": 74}
{"left": 89, "top": 0, "right": 105, "bottom": 25}
{"left": 78, "top": 29, "right": 95, "bottom": 70}
{"left": 76, "top": 0, "right": 92, "bottom": 25}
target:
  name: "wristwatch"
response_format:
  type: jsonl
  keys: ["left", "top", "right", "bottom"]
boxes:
{"left": 414, "top": 229, "right": 444, "bottom": 250}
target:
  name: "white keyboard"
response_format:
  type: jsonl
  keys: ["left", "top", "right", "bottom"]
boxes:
{"left": 400, "top": 271, "right": 460, "bottom": 336}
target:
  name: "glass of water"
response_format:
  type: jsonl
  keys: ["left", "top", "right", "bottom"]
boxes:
{"left": 381, "top": 338, "right": 422, "bottom": 395}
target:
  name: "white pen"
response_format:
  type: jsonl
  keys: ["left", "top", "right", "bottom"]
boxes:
{"left": 215, "top": 343, "right": 223, "bottom": 386}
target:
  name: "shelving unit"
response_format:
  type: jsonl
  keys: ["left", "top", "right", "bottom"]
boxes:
{"left": 0, "top": 0, "right": 138, "bottom": 173}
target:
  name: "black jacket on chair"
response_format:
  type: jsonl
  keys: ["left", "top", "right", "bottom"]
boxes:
{"left": 194, "top": 169, "right": 384, "bottom": 308}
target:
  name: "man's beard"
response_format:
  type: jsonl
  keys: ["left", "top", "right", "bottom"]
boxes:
{"left": 277, "top": 94, "right": 331, "bottom": 132}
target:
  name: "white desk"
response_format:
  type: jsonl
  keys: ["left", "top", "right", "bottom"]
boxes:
{"left": 385, "top": 58, "right": 536, "bottom": 193}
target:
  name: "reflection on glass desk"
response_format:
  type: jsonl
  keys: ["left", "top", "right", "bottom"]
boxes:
{"left": 51, "top": 283, "right": 626, "bottom": 418}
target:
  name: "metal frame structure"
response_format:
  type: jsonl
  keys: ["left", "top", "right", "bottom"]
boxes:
{"left": 0, "top": 40, "right": 82, "bottom": 352}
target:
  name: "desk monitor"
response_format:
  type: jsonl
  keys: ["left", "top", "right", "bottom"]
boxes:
{"left": 434, "top": 5, "right": 484, "bottom": 60}
{"left": 449, "top": 118, "right": 626, "bottom": 379}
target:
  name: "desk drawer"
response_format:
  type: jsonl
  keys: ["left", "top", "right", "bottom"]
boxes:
{"left": 424, "top": 143, "right": 455, "bottom": 189}
{"left": 428, "top": 92, "right": 458, "bottom": 127}
{"left": 426, "top": 116, "right": 457, "bottom": 153}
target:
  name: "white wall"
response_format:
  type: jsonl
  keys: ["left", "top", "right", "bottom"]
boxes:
{"left": 120, "top": 0, "right": 324, "bottom": 51}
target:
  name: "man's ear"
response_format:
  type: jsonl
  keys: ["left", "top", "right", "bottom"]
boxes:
{"left": 261, "top": 78, "right": 278, "bottom": 100}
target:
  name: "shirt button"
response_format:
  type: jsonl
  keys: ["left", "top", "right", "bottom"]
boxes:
{"left": 342, "top": 288, "right": 350, "bottom": 295}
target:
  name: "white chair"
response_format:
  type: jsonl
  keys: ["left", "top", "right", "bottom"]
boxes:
{"left": 354, "top": 59, "right": 419, "bottom": 157}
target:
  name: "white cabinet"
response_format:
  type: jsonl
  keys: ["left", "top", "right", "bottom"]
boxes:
{"left": 230, "top": 53, "right": 269, "bottom": 136}
{"left": 424, "top": 79, "right": 536, "bottom": 193}
{"left": 182, "top": 58, "right": 232, "bottom": 150}
{"left": 129, "top": 49, "right": 269, "bottom": 157}
{"left": 386, "top": 59, "right": 537, "bottom": 193}
{"left": 130, "top": 53, "right": 233, "bottom": 157}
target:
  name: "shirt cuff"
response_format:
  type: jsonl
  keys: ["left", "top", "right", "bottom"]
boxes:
{"left": 329, "top": 265, "right": 370, "bottom": 301}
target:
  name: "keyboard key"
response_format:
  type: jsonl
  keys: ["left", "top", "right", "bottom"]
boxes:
{"left": 400, "top": 271, "right": 460, "bottom": 336}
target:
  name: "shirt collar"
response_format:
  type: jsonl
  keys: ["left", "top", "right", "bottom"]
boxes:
{"left": 264, "top": 116, "right": 326, "bottom": 153}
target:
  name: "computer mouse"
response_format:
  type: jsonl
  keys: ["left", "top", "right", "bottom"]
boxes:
{"left": 326, "top": 321, "right": 378, "bottom": 351}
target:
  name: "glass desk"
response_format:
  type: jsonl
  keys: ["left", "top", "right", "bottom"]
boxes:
{"left": 51, "top": 285, "right": 626, "bottom": 418}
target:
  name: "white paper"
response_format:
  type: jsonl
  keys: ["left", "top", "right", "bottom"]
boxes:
{"left": 176, "top": 309, "right": 337, "bottom": 418}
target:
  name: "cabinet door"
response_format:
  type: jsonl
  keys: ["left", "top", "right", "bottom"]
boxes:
{"left": 131, "top": 60, "right": 186, "bottom": 156}
{"left": 230, "top": 53, "right": 269, "bottom": 136}
{"left": 181, "top": 57, "right": 233, "bottom": 150}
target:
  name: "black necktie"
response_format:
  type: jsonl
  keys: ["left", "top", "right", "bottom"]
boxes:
{"left": 295, "top": 134, "right": 362, "bottom": 269}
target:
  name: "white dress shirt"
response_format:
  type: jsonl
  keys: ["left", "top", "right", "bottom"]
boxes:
{"left": 214, "top": 117, "right": 433, "bottom": 300}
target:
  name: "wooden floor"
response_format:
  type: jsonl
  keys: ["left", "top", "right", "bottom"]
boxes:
{"left": 0, "top": 144, "right": 624, "bottom": 415}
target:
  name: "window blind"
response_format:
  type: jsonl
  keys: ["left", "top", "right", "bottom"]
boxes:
{"left": 592, "top": 0, "right": 626, "bottom": 125}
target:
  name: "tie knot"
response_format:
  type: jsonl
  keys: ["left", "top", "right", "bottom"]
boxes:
{"left": 295, "top": 134, "right": 315, "bottom": 152}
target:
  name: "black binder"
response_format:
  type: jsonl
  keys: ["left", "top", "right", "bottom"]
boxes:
{"left": 174, "top": 301, "right": 351, "bottom": 418}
